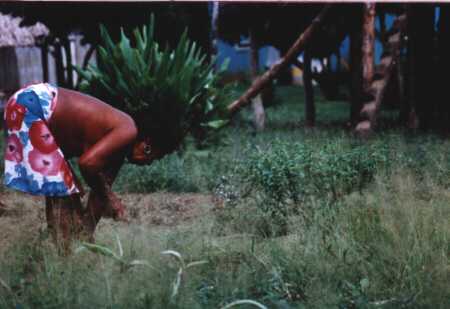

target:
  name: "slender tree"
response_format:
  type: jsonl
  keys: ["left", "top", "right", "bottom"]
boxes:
{"left": 356, "top": 11, "right": 405, "bottom": 136}
{"left": 362, "top": 3, "right": 375, "bottom": 93}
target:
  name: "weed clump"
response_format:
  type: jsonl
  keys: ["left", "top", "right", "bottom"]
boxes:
{"left": 215, "top": 140, "right": 389, "bottom": 237}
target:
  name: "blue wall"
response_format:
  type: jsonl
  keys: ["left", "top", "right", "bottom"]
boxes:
{"left": 216, "top": 40, "right": 278, "bottom": 72}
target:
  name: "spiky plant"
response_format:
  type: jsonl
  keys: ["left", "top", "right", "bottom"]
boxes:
{"left": 76, "top": 16, "right": 231, "bottom": 155}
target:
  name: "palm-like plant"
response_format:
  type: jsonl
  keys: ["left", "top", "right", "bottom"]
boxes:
{"left": 77, "top": 16, "right": 231, "bottom": 155}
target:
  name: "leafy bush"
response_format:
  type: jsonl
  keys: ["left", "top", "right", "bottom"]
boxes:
{"left": 215, "top": 140, "right": 390, "bottom": 236}
{"left": 77, "top": 16, "right": 232, "bottom": 153}
{"left": 235, "top": 140, "right": 389, "bottom": 202}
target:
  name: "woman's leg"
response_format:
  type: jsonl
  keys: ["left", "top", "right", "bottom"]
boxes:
{"left": 45, "top": 194, "right": 84, "bottom": 254}
{"left": 81, "top": 161, "right": 123, "bottom": 241}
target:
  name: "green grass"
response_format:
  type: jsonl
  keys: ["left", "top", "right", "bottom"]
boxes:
{"left": 1, "top": 85, "right": 450, "bottom": 308}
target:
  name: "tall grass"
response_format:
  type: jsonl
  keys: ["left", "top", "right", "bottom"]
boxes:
{"left": 1, "top": 85, "right": 449, "bottom": 307}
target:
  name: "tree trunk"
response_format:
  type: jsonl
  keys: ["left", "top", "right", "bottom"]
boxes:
{"left": 349, "top": 5, "right": 363, "bottom": 125}
{"left": 356, "top": 13, "right": 405, "bottom": 136}
{"left": 303, "top": 48, "right": 315, "bottom": 127}
{"left": 249, "top": 28, "right": 265, "bottom": 131}
{"left": 227, "top": 5, "right": 332, "bottom": 115}
{"left": 407, "top": 5, "right": 435, "bottom": 131}
{"left": 362, "top": 3, "right": 375, "bottom": 93}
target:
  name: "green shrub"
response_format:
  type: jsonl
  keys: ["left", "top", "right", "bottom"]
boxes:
{"left": 77, "top": 15, "right": 232, "bottom": 152}
{"left": 234, "top": 140, "right": 389, "bottom": 202}
{"left": 215, "top": 140, "right": 390, "bottom": 237}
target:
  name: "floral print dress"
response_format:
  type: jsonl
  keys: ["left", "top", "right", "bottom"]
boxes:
{"left": 3, "top": 83, "right": 79, "bottom": 196}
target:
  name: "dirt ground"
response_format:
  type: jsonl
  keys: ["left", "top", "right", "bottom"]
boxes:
{"left": 0, "top": 192, "right": 216, "bottom": 256}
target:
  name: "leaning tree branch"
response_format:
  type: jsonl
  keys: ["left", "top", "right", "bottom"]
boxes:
{"left": 227, "top": 4, "right": 332, "bottom": 116}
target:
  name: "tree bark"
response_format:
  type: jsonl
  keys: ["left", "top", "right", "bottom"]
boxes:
{"left": 355, "top": 13, "right": 405, "bottom": 136}
{"left": 349, "top": 5, "right": 363, "bottom": 125}
{"left": 303, "top": 48, "right": 315, "bottom": 127}
{"left": 362, "top": 3, "right": 375, "bottom": 93}
{"left": 227, "top": 5, "right": 332, "bottom": 116}
{"left": 249, "top": 28, "right": 265, "bottom": 131}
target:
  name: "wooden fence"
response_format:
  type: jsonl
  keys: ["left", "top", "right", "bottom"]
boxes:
{"left": 0, "top": 34, "right": 95, "bottom": 97}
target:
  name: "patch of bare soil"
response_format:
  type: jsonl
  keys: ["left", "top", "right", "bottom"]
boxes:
{"left": 121, "top": 192, "right": 215, "bottom": 226}
{"left": 0, "top": 192, "right": 46, "bottom": 256}
{"left": 0, "top": 191, "right": 216, "bottom": 256}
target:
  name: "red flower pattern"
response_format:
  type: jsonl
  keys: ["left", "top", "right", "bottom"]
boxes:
{"left": 29, "top": 120, "right": 58, "bottom": 154}
{"left": 5, "top": 134, "right": 23, "bottom": 163}
{"left": 4, "top": 84, "right": 80, "bottom": 196}
{"left": 5, "top": 99, "right": 26, "bottom": 131}
{"left": 28, "top": 149, "right": 63, "bottom": 176}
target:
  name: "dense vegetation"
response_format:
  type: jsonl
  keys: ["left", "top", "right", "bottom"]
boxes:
{"left": 77, "top": 17, "right": 231, "bottom": 152}
{"left": 1, "top": 86, "right": 449, "bottom": 308}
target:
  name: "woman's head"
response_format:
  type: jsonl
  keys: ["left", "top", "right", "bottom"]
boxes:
{"left": 126, "top": 114, "right": 184, "bottom": 165}
{"left": 126, "top": 134, "right": 181, "bottom": 165}
{"left": 127, "top": 137, "right": 160, "bottom": 165}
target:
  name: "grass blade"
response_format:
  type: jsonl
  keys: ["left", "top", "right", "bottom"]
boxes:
{"left": 161, "top": 250, "right": 184, "bottom": 267}
{"left": 186, "top": 260, "right": 208, "bottom": 269}
{"left": 114, "top": 232, "right": 123, "bottom": 258}
{"left": 171, "top": 268, "right": 183, "bottom": 300}
{"left": 78, "top": 243, "right": 123, "bottom": 264}
{"left": 128, "top": 260, "right": 155, "bottom": 269}
{"left": 220, "top": 299, "right": 268, "bottom": 309}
